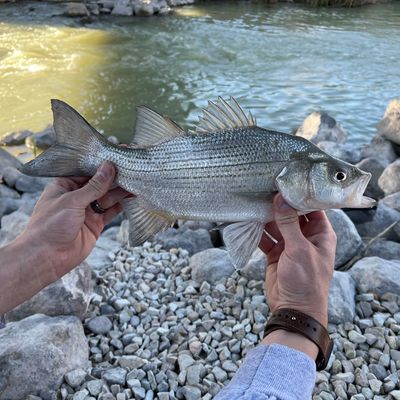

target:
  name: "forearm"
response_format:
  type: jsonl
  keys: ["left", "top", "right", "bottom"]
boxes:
{"left": 0, "top": 233, "right": 57, "bottom": 315}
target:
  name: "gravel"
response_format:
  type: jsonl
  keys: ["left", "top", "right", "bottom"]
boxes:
{"left": 43, "top": 240, "right": 400, "bottom": 400}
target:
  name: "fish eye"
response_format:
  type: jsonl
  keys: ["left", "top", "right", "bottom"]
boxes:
{"left": 334, "top": 170, "right": 347, "bottom": 182}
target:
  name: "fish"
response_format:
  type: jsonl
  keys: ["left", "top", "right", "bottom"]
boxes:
{"left": 21, "top": 97, "right": 376, "bottom": 269}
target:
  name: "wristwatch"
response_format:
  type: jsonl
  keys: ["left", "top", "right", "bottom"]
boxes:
{"left": 264, "top": 308, "right": 333, "bottom": 371}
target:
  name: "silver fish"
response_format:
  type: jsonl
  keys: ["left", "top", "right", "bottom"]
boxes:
{"left": 22, "top": 97, "right": 376, "bottom": 269}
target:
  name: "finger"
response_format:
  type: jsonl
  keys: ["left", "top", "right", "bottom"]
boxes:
{"left": 74, "top": 162, "right": 116, "bottom": 206}
{"left": 67, "top": 177, "right": 91, "bottom": 186}
{"left": 97, "top": 187, "right": 133, "bottom": 210}
{"left": 301, "top": 211, "right": 333, "bottom": 238}
{"left": 273, "top": 194, "right": 304, "bottom": 244}
{"left": 102, "top": 203, "right": 123, "bottom": 225}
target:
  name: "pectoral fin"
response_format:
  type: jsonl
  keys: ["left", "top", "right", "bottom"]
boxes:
{"left": 222, "top": 221, "right": 265, "bottom": 270}
{"left": 123, "top": 198, "right": 174, "bottom": 247}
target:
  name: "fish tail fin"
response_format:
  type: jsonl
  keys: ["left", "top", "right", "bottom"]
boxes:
{"left": 20, "top": 99, "right": 109, "bottom": 177}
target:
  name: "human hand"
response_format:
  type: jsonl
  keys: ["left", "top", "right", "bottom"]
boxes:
{"left": 20, "top": 161, "right": 131, "bottom": 279}
{"left": 259, "top": 194, "right": 336, "bottom": 327}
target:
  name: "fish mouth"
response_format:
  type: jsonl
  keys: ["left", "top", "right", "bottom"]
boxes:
{"left": 346, "top": 172, "right": 376, "bottom": 208}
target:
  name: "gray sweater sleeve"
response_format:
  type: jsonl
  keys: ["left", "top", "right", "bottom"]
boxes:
{"left": 214, "top": 344, "right": 316, "bottom": 400}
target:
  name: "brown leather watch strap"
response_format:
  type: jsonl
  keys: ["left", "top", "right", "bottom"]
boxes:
{"left": 264, "top": 308, "right": 333, "bottom": 371}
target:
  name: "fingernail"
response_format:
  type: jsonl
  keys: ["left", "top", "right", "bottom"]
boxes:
{"left": 97, "top": 161, "right": 113, "bottom": 181}
{"left": 276, "top": 195, "right": 292, "bottom": 212}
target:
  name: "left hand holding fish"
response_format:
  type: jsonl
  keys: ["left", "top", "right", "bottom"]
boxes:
{"left": 24, "top": 161, "right": 131, "bottom": 278}
{"left": 0, "top": 161, "right": 130, "bottom": 315}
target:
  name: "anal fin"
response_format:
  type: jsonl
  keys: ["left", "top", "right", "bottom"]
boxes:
{"left": 222, "top": 221, "right": 265, "bottom": 270}
{"left": 123, "top": 198, "right": 174, "bottom": 247}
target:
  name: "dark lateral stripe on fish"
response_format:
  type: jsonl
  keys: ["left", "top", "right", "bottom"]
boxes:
{"left": 117, "top": 160, "right": 288, "bottom": 174}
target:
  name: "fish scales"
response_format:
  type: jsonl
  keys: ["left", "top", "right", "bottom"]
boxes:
{"left": 99, "top": 129, "right": 310, "bottom": 222}
{"left": 21, "top": 97, "right": 375, "bottom": 270}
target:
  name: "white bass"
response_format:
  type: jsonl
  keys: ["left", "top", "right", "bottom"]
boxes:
{"left": 21, "top": 97, "right": 375, "bottom": 269}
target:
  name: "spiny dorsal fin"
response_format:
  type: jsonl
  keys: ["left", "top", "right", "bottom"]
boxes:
{"left": 131, "top": 106, "right": 185, "bottom": 147}
{"left": 196, "top": 97, "right": 256, "bottom": 134}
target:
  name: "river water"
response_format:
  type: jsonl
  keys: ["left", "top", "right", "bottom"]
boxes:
{"left": 0, "top": 1, "right": 399, "bottom": 145}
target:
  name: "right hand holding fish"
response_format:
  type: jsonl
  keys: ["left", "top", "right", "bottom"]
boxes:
{"left": 259, "top": 194, "right": 336, "bottom": 361}
{"left": 260, "top": 194, "right": 337, "bottom": 328}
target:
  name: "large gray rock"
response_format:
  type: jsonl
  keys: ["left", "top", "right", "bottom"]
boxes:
{"left": 0, "top": 202, "right": 6, "bottom": 221}
{"left": 98, "top": 0, "right": 116, "bottom": 10}
{"left": 15, "top": 174, "right": 49, "bottom": 193}
{"left": 349, "top": 257, "right": 400, "bottom": 296}
{"left": 190, "top": 248, "right": 235, "bottom": 284}
{"left": 0, "top": 148, "right": 22, "bottom": 173}
{"left": 0, "top": 210, "right": 29, "bottom": 246}
{"left": 85, "top": 236, "right": 119, "bottom": 270}
{"left": 295, "top": 111, "right": 347, "bottom": 144}
{"left": 326, "top": 209, "right": 363, "bottom": 269}
{"left": 381, "top": 192, "right": 400, "bottom": 212}
{"left": 328, "top": 271, "right": 356, "bottom": 324}
{"left": 0, "top": 182, "right": 20, "bottom": 199}
{"left": 18, "top": 192, "right": 40, "bottom": 215}
{"left": 111, "top": 0, "right": 133, "bottom": 15}
{"left": 155, "top": 227, "right": 213, "bottom": 255}
{"left": 377, "top": 98, "right": 400, "bottom": 146}
{"left": 2, "top": 166, "right": 21, "bottom": 187}
{"left": 64, "top": 3, "right": 90, "bottom": 17}
{"left": 3, "top": 165, "right": 49, "bottom": 193}
{"left": 133, "top": 2, "right": 154, "bottom": 15}
{"left": 317, "top": 141, "right": 361, "bottom": 164}
{"left": 5, "top": 262, "right": 92, "bottom": 322}
{"left": 356, "top": 158, "right": 386, "bottom": 199}
{"left": 355, "top": 203, "right": 400, "bottom": 242}
{"left": 364, "top": 239, "right": 400, "bottom": 260}
{"left": 361, "top": 135, "right": 397, "bottom": 167}
{"left": 179, "top": 220, "right": 220, "bottom": 246}
{"left": 378, "top": 159, "right": 400, "bottom": 196}
{"left": 0, "top": 130, "right": 33, "bottom": 146}
{"left": 0, "top": 314, "right": 89, "bottom": 400}
{"left": 0, "top": 197, "right": 25, "bottom": 220}
{"left": 240, "top": 248, "right": 267, "bottom": 281}
{"left": 25, "top": 126, "right": 56, "bottom": 149}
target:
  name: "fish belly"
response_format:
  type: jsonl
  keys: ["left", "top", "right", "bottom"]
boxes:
{"left": 117, "top": 161, "right": 284, "bottom": 223}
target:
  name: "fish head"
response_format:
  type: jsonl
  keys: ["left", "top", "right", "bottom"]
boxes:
{"left": 275, "top": 157, "right": 376, "bottom": 211}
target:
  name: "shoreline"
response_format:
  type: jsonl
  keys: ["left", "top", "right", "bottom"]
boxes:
{"left": 0, "top": 0, "right": 395, "bottom": 20}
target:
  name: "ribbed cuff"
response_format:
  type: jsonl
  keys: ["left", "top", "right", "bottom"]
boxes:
{"left": 219, "top": 344, "right": 316, "bottom": 400}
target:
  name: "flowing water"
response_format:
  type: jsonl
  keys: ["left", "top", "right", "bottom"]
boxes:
{"left": 0, "top": 1, "right": 399, "bottom": 146}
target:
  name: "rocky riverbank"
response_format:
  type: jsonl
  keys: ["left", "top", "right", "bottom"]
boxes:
{"left": 0, "top": 0, "right": 195, "bottom": 17}
{"left": 0, "top": 99, "right": 400, "bottom": 399}
{"left": 0, "top": 0, "right": 394, "bottom": 19}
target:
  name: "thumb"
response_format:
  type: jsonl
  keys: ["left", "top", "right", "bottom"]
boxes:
{"left": 273, "top": 194, "right": 304, "bottom": 243}
{"left": 76, "top": 161, "right": 116, "bottom": 206}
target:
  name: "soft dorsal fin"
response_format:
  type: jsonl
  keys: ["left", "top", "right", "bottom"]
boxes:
{"left": 196, "top": 97, "right": 257, "bottom": 134}
{"left": 131, "top": 106, "right": 185, "bottom": 147}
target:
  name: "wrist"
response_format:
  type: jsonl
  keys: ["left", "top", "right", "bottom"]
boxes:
{"left": 271, "top": 305, "right": 328, "bottom": 328}
{"left": 262, "top": 329, "right": 319, "bottom": 361}
{"left": 14, "top": 231, "right": 58, "bottom": 285}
